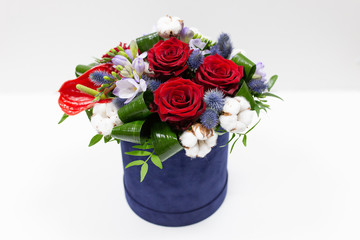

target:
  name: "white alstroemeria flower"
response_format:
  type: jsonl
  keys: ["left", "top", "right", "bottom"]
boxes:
{"left": 113, "top": 77, "right": 147, "bottom": 104}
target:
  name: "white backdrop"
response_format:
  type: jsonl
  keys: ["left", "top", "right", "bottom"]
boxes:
{"left": 1, "top": 0, "right": 359, "bottom": 92}
{"left": 1, "top": 0, "right": 360, "bottom": 239}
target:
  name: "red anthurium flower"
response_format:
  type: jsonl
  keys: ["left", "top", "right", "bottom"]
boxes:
{"left": 58, "top": 64, "right": 113, "bottom": 115}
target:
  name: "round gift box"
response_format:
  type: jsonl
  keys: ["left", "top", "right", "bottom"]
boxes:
{"left": 120, "top": 133, "right": 229, "bottom": 227}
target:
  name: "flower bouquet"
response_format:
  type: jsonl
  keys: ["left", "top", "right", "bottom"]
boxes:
{"left": 58, "top": 15, "right": 280, "bottom": 226}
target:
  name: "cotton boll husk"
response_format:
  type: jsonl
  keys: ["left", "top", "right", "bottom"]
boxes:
{"left": 92, "top": 103, "right": 107, "bottom": 117}
{"left": 185, "top": 144, "right": 199, "bottom": 158}
{"left": 98, "top": 118, "right": 114, "bottom": 136}
{"left": 205, "top": 133, "right": 218, "bottom": 148}
{"left": 110, "top": 115, "right": 122, "bottom": 126}
{"left": 235, "top": 96, "right": 251, "bottom": 112}
{"left": 179, "top": 130, "right": 198, "bottom": 148}
{"left": 219, "top": 114, "right": 237, "bottom": 132}
{"left": 106, "top": 102, "right": 118, "bottom": 118}
{"left": 192, "top": 123, "right": 214, "bottom": 140}
{"left": 230, "top": 121, "right": 247, "bottom": 133}
{"left": 91, "top": 114, "right": 103, "bottom": 132}
{"left": 197, "top": 141, "right": 212, "bottom": 158}
{"left": 223, "top": 97, "right": 241, "bottom": 115}
{"left": 238, "top": 110, "right": 254, "bottom": 127}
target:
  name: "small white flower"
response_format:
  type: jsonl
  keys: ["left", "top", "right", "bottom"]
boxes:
{"left": 192, "top": 123, "right": 214, "bottom": 140}
{"left": 205, "top": 134, "right": 218, "bottom": 148}
{"left": 156, "top": 15, "right": 184, "bottom": 39}
{"left": 235, "top": 96, "right": 251, "bottom": 112}
{"left": 230, "top": 121, "right": 247, "bottom": 133}
{"left": 238, "top": 109, "right": 254, "bottom": 127}
{"left": 219, "top": 114, "right": 237, "bottom": 132}
{"left": 197, "top": 141, "right": 211, "bottom": 158}
{"left": 223, "top": 97, "right": 241, "bottom": 115}
{"left": 185, "top": 144, "right": 200, "bottom": 158}
{"left": 179, "top": 130, "right": 198, "bottom": 148}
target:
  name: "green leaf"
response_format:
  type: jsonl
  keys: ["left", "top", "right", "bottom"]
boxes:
{"left": 125, "top": 160, "right": 145, "bottom": 168}
{"left": 151, "top": 121, "right": 183, "bottom": 162}
{"left": 111, "top": 120, "right": 149, "bottom": 144}
{"left": 136, "top": 32, "right": 161, "bottom": 53}
{"left": 104, "top": 135, "right": 112, "bottom": 143}
{"left": 151, "top": 154, "right": 163, "bottom": 169}
{"left": 89, "top": 134, "right": 103, "bottom": 147}
{"left": 267, "top": 75, "right": 278, "bottom": 91}
{"left": 140, "top": 162, "right": 149, "bottom": 182}
{"left": 231, "top": 53, "right": 256, "bottom": 81}
{"left": 58, "top": 113, "right": 69, "bottom": 124}
{"left": 221, "top": 133, "right": 236, "bottom": 147}
{"left": 230, "top": 136, "right": 240, "bottom": 153}
{"left": 236, "top": 82, "right": 256, "bottom": 110}
{"left": 85, "top": 108, "right": 93, "bottom": 121}
{"left": 125, "top": 150, "right": 152, "bottom": 156}
{"left": 117, "top": 91, "right": 154, "bottom": 123}
{"left": 132, "top": 144, "right": 154, "bottom": 149}
{"left": 75, "top": 63, "right": 97, "bottom": 77}
{"left": 242, "top": 135, "right": 247, "bottom": 146}
{"left": 261, "top": 92, "right": 283, "bottom": 101}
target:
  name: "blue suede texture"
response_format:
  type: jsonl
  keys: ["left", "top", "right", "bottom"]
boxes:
{"left": 120, "top": 133, "right": 229, "bottom": 227}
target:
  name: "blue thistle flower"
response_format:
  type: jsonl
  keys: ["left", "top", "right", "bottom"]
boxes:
{"left": 147, "top": 79, "right": 162, "bottom": 92}
{"left": 203, "top": 89, "right": 225, "bottom": 113}
{"left": 210, "top": 33, "right": 233, "bottom": 59}
{"left": 89, "top": 70, "right": 112, "bottom": 86}
{"left": 112, "top": 97, "right": 126, "bottom": 109}
{"left": 187, "top": 49, "right": 204, "bottom": 69}
{"left": 248, "top": 79, "right": 268, "bottom": 93}
{"left": 200, "top": 108, "right": 219, "bottom": 129}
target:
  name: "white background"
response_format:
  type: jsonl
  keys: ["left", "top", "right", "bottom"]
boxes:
{"left": 1, "top": 0, "right": 360, "bottom": 239}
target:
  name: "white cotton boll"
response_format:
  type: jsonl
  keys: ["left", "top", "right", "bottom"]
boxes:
{"left": 92, "top": 103, "right": 107, "bottom": 117}
{"left": 238, "top": 110, "right": 254, "bottom": 127}
{"left": 91, "top": 114, "right": 103, "bottom": 133}
{"left": 192, "top": 124, "right": 213, "bottom": 140}
{"left": 223, "top": 97, "right": 241, "bottom": 115}
{"left": 106, "top": 102, "right": 118, "bottom": 118}
{"left": 185, "top": 144, "right": 200, "bottom": 158}
{"left": 110, "top": 115, "right": 122, "bottom": 126}
{"left": 179, "top": 131, "right": 198, "bottom": 148}
{"left": 230, "top": 121, "right": 247, "bottom": 133}
{"left": 219, "top": 114, "right": 237, "bottom": 132}
{"left": 156, "top": 15, "right": 184, "bottom": 39}
{"left": 205, "top": 133, "right": 218, "bottom": 148}
{"left": 98, "top": 118, "right": 114, "bottom": 136}
{"left": 197, "top": 141, "right": 212, "bottom": 158}
{"left": 235, "top": 96, "right": 251, "bottom": 112}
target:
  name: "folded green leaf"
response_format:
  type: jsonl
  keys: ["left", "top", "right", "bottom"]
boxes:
{"left": 151, "top": 154, "right": 163, "bottom": 169}
{"left": 136, "top": 32, "right": 161, "bottom": 53}
{"left": 231, "top": 53, "right": 256, "bottom": 81}
{"left": 140, "top": 162, "right": 149, "bottom": 182}
{"left": 117, "top": 91, "right": 154, "bottom": 123}
{"left": 132, "top": 144, "right": 154, "bottom": 149}
{"left": 125, "top": 150, "right": 152, "bottom": 156}
{"left": 89, "top": 134, "right": 103, "bottom": 147}
{"left": 151, "top": 121, "right": 183, "bottom": 162}
{"left": 236, "top": 82, "right": 256, "bottom": 109}
{"left": 75, "top": 63, "right": 97, "bottom": 77}
{"left": 267, "top": 75, "right": 278, "bottom": 91}
{"left": 125, "top": 160, "right": 145, "bottom": 168}
{"left": 58, "top": 113, "right": 69, "bottom": 124}
{"left": 111, "top": 120, "right": 149, "bottom": 144}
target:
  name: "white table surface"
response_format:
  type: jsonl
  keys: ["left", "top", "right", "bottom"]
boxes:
{"left": 1, "top": 90, "right": 359, "bottom": 240}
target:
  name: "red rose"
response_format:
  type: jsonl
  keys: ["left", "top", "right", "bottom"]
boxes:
{"left": 195, "top": 54, "right": 244, "bottom": 96}
{"left": 151, "top": 77, "right": 206, "bottom": 130}
{"left": 147, "top": 37, "right": 192, "bottom": 79}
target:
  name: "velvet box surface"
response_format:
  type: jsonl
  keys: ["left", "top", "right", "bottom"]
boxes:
{"left": 120, "top": 133, "right": 229, "bottom": 227}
